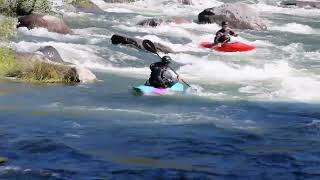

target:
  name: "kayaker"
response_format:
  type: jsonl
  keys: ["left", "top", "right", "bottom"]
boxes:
{"left": 145, "top": 56, "right": 180, "bottom": 88}
{"left": 214, "top": 21, "right": 238, "bottom": 47}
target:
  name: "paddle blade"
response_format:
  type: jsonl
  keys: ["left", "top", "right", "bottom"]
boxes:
{"left": 142, "top": 39, "right": 157, "bottom": 54}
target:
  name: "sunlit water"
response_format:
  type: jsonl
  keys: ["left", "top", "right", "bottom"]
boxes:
{"left": 1, "top": 0, "right": 320, "bottom": 179}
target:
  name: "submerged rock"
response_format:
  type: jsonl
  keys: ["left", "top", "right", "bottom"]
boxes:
{"left": 137, "top": 16, "right": 190, "bottom": 27}
{"left": 0, "top": 157, "right": 8, "bottom": 164}
{"left": 178, "top": 0, "right": 192, "bottom": 5}
{"left": 111, "top": 34, "right": 174, "bottom": 54}
{"left": 198, "top": 2, "right": 267, "bottom": 30}
{"left": 17, "top": 15, "right": 72, "bottom": 34}
{"left": 280, "top": 0, "right": 320, "bottom": 9}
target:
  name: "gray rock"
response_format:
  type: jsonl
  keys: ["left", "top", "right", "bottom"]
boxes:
{"left": 37, "top": 46, "right": 64, "bottom": 63}
{"left": 178, "top": 0, "right": 192, "bottom": 5}
{"left": 137, "top": 18, "right": 165, "bottom": 27}
{"left": 71, "top": 0, "right": 104, "bottom": 13}
{"left": 111, "top": 34, "right": 174, "bottom": 54}
{"left": 137, "top": 16, "right": 190, "bottom": 27}
{"left": 17, "top": 15, "right": 72, "bottom": 34}
{"left": 280, "top": 0, "right": 320, "bottom": 9}
{"left": 103, "top": 0, "right": 136, "bottom": 3}
{"left": 12, "top": 50, "right": 96, "bottom": 83}
{"left": 198, "top": 2, "right": 267, "bottom": 30}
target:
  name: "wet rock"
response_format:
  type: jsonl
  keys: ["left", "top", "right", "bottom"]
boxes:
{"left": 111, "top": 34, "right": 174, "bottom": 54}
{"left": 103, "top": 0, "right": 136, "bottom": 3}
{"left": 280, "top": 0, "right": 320, "bottom": 9}
{"left": 178, "top": 0, "right": 192, "bottom": 5}
{"left": 37, "top": 46, "right": 64, "bottom": 63}
{"left": 10, "top": 50, "right": 96, "bottom": 83}
{"left": 137, "top": 16, "right": 190, "bottom": 27}
{"left": 71, "top": 0, "right": 104, "bottom": 13}
{"left": 137, "top": 18, "right": 165, "bottom": 27}
{"left": 0, "top": 157, "right": 8, "bottom": 164}
{"left": 198, "top": 2, "right": 267, "bottom": 30}
{"left": 17, "top": 15, "right": 72, "bottom": 34}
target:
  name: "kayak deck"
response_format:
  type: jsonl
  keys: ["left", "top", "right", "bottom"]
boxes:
{"left": 200, "top": 41, "right": 256, "bottom": 52}
{"left": 132, "top": 83, "right": 184, "bottom": 95}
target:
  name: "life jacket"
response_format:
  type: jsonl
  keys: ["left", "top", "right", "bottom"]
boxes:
{"left": 148, "top": 62, "right": 176, "bottom": 88}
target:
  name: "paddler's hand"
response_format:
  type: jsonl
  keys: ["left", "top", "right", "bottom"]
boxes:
{"left": 217, "top": 43, "right": 222, "bottom": 47}
{"left": 177, "top": 75, "right": 182, "bottom": 81}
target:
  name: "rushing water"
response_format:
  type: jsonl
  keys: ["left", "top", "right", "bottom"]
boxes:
{"left": 1, "top": 0, "right": 320, "bottom": 179}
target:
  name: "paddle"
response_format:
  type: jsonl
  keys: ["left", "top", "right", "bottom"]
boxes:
{"left": 142, "top": 39, "right": 191, "bottom": 87}
{"left": 211, "top": 38, "right": 230, "bottom": 48}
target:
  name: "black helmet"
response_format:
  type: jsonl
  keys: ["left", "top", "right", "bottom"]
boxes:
{"left": 161, "top": 56, "right": 172, "bottom": 65}
{"left": 221, "top": 21, "right": 228, "bottom": 26}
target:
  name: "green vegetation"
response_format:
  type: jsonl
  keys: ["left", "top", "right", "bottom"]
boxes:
{"left": 0, "top": 2, "right": 78, "bottom": 84}
{"left": 21, "top": 62, "right": 78, "bottom": 83}
{"left": 0, "top": 0, "right": 54, "bottom": 16}
{"left": 0, "top": 17, "right": 16, "bottom": 42}
{"left": 0, "top": 51, "right": 79, "bottom": 84}
{"left": 0, "top": 48, "right": 19, "bottom": 77}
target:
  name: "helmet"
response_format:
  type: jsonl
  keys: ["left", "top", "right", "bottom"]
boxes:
{"left": 221, "top": 21, "right": 228, "bottom": 26}
{"left": 161, "top": 56, "right": 172, "bottom": 65}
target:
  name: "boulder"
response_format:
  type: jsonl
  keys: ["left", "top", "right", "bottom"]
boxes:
{"left": 0, "top": 157, "right": 8, "bottom": 164}
{"left": 71, "top": 0, "right": 104, "bottom": 13}
{"left": 280, "top": 0, "right": 320, "bottom": 9}
{"left": 178, "top": 0, "right": 192, "bottom": 5}
{"left": 12, "top": 51, "right": 96, "bottom": 83}
{"left": 111, "top": 34, "right": 174, "bottom": 54}
{"left": 103, "top": 0, "right": 136, "bottom": 3}
{"left": 198, "top": 2, "right": 267, "bottom": 30}
{"left": 37, "top": 46, "right": 65, "bottom": 63}
{"left": 0, "top": 47, "right": 95, "bottom": 83}
{"left": 137, "top": 16, "right": 190, "bottom": 27}
{"left": 137, "top": 18, "right": 164, "bottom": 27}
{"left": 17, "top": 15, "right": 72, "bottom": 34}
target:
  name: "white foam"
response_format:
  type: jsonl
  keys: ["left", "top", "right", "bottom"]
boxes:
{"left": 275, "top": 76, "right": 320, "bottom": 102}
{"left": 269, "top": 23, "right": 318, "bottom": 34}
{"left": 253, "top": 3, "right": 320, "bottom": 17}
{"left": 11, "top": 41, "right": 109, "bottom": 70}
{"left": 172, "top": 54, "right": 291, "bottom": 82}
{"left": 18, "top": 27, "right": 110, "bottom": 44}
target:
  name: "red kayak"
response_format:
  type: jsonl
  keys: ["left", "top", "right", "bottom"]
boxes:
{"left": 200, "top": 41, "right": 256, "bottom": 52}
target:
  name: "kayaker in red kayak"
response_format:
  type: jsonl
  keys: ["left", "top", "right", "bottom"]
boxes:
{"left": 145, "top": 56, "right": 181, "bottom": 88}
{"left": 214, "top": 21, "right": 238, "bottom": 47}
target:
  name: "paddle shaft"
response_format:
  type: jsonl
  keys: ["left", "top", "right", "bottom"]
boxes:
{"left": 168, "top": 67, "right": 191, "bottom": 87}
{"left": 212, "top": 38, "right": 230, "bottom": 48}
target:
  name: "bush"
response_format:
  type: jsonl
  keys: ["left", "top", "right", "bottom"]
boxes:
{"left": 0, "top": 48, "right": 19, "bottom": 77}
{"left": 21, "top": 62, "right": 79, "bottom": 83}
{"left": 0, "top": 16, "right": 16, "bottom": 42}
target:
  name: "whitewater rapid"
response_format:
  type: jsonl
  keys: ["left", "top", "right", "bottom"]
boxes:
{"left": 12, "top": 0, "right": 320, "bottom": 102}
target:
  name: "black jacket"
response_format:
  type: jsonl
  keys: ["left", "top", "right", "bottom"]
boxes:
{"left": 214, "top": 28, "right": 235, "bottom": 44}
{"left": 147, "top": 62, "right": 177, "bottom": 88}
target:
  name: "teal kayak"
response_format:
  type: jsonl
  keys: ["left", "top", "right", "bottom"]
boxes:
{"left": 132, "top": 83, "right": 184, "bottom": 95}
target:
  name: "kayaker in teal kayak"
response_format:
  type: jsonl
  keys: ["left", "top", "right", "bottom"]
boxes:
{"left": 214, "top": 21, "right": 238, "bottom": 47}
{"left": 145, "top": 56, "right": 181, "bottom": 88}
